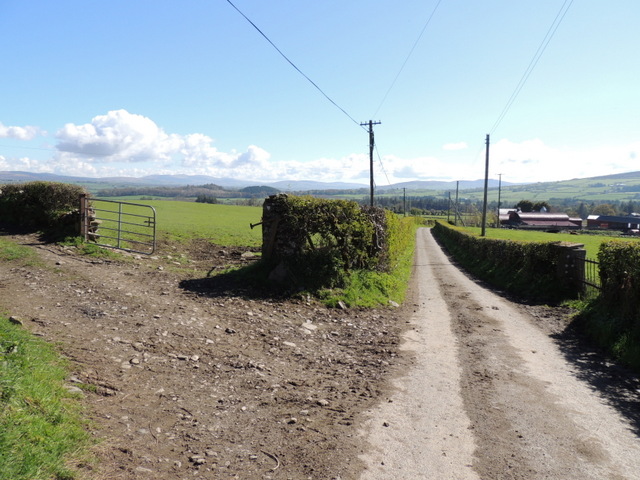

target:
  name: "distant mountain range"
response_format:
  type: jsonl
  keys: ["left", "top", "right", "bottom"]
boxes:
{"left": 4, "top": 170, "right": 640, "bottom": 204}
{"left": 0, "top": 171, "right": 513, "bottom": 192}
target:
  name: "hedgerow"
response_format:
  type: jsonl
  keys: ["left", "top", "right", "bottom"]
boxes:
{"left": 571, "top": 240, "right": 640, "bottom": 370}
{"left": 432, "top": 221, "right": 573, "bottom": 301}
{"left": 0, "top": 182, "right": 87, "bottom": 237}
{"left": 598, "top": 241, "right": 640, "bottom": 327}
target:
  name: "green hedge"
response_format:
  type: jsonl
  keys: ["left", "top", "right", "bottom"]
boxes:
{"left": 432, "top": 221, "right": 572, "bottom": 301}
{"left": 598, "top": 241, "right": 640, "bottom": 328}
{"left": 574, "top": 241, "right": 640, "bottom": 370}
{"left": 0, "top": 182, "right": 86, "bottom": 237}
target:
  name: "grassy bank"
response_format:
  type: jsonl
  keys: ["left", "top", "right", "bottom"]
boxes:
{"left": 0, "top": 317, "right": 90, "bottom": 479}
{"left": 319, "top": 216, "right": 422, "bottom": 307}
{"left": 0, "top": 237, "right": 90, "bottom": 479}
{"left": 572, "top": 298, "right": 640, "bottom": 371}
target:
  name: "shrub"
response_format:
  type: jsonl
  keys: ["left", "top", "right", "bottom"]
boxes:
{"left": 0, "top": 182, "right": 87, "bottom": 237}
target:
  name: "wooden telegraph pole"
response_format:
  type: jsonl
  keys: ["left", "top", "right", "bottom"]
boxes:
{"left": 403, "top": 187, "right": 407, "bottom": 216}
{"left": 361, "top": 120, "right": 381, "bottom": 207}
{"left": 481, "top": 134, "right": 490, "bottom": 236}
{"left": 497, "top": 173, "right": 503, "bottom": 227}
{"left": 455, "top": 180, "right": 460, "bottom": 226}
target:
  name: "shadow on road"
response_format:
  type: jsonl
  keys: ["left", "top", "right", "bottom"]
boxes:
{"left": 551, "top": 323, "right": 640, "bottom": 437}
{"left": 432, "top": 229, "right": 640, "bottom": 437}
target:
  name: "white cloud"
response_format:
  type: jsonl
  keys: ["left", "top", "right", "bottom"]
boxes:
{"left": 491, "top": 139, "right": 640, "bottom": 184}
{"left": 374, "top": 154, "right": 455, "bottom": 184}
{"left": 0, "top": 123, "right": 41, "bottom": 140}
{"left": 4, "top": 109, "right": 640, "bottom": 187}
{"left": 55, "top": 109, "right": 181, "bottom": 162}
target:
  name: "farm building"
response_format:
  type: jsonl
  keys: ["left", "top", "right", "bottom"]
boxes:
{"left": 501, "top": 211, "right": 582, "bottom": 231}
{"left": 586, "top": 214, "right": 640, "bottom": 232}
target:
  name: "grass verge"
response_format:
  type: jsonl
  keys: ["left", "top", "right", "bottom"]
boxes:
{"left": 0, "top": 317, "right": 91, "bottom": 479}
{"left": 0, "top": 237, "right": 39, "bottom": 264}
{"left": 59, "top": 236, "right": 124, "bottom": 260}
{"left": 570, "top": 298, "right": 640, "bottom": 371}
{"left": 318, "top": 216, "right": 421, "bottom": 308}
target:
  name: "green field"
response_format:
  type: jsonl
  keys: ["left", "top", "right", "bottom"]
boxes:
{"left": 453, "top": 172, "right": 640, "bottom": 205}
{"left": 458, "top": 226, "right": 640, "bottom": 260}
{"left": 95, "top": 198, "right": 262, "bottom": 246}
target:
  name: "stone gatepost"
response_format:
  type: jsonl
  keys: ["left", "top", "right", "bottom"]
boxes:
{"left": 552, "top": 242, "right": 587, "bottom": 297}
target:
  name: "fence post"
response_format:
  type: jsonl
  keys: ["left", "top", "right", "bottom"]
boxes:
{"left": 79, "top": 194, "right": 88, "bottom": 239}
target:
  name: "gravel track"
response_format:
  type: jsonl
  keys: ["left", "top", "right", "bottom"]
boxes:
{"left": 359, "top": 227, "right": 640, "bottom": 479}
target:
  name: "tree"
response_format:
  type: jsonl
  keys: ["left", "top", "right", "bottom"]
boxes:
{"left": 195, "top": 194, "right": 218, "bottom": 204}
{"left": 621, "top": 200, "right": 639, "bottom": 215}
{"left": 577, "top": 202, "right": 589, "bottom": 219}
{"left": 515, "top": 200, "right": 533, "bottom": 212}
{"left": 533, "top": 201, "right": 551, "bottom": 212}
{"left": 591, "top": 203, "right": 617, "bottom": 216}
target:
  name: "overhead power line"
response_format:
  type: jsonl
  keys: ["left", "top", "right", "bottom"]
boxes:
{"left": 372, "top": 0, "right": 444, "bottom": 118}
{"left": 489, "top": 0, "right": 574, "bottom": 135}
{"left": 374, "top": 143, "right": 391, "bottom": 186}
{"left": 225, "top": 0, "right": 362, "bottom": 128}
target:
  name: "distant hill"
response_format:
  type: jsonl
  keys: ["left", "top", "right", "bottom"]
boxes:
{"left": 0, "top": 171, "right": 367, "bottom": 191}
{"left": 0, "top": 171, "right": 515, "bottom": 192}
{"left": 3, "top": 170, "right": 640, "bottom": 203}
{"left": 459, "top": 171, "right": 640, "bottom": 205}
{"left": 270, "top": 180, "right": 367, "bottom": 191}
{"left": 377, "top": 179, "right": 514, "bottom": 191}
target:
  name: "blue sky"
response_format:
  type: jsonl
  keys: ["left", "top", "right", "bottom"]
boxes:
{"left": 1, "top": 1, "right": 638, "bottom": 185}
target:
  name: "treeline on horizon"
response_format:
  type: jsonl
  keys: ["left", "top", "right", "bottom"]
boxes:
{"left": 95, "top": 183, "right": 640, "bottom": 219}
{"left": 96, "top": 184, "right": 281, "bottom": 199}
{"left": 380, "top": 195, "right": 640, "bottom": 219}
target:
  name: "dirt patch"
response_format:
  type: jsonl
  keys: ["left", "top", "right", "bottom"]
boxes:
{"left": 0, "top": 232, "right": 407, "bottom": 479}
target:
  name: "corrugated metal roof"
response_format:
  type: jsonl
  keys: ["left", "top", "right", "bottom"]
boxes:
{"left": 589, "top": 215, "right": 640, "bottom": 223}
{"left": 516, "top": 213, "right": 571, "bottom": 222}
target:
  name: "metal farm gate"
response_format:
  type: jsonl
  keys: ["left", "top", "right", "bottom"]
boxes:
{"left": 80, "top": 195, "right": 156, "bottom": 255}
{"left": 582, "top": 257, "right": 601, "bottom": 298}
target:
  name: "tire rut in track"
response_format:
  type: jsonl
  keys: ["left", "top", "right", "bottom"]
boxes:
{"left": 434, "top": 269, "right": 613, "bottom": 479}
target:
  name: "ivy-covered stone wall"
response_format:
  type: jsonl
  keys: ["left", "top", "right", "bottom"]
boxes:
{"left": 260, "top": 194, "right": 389, "bottom": 289}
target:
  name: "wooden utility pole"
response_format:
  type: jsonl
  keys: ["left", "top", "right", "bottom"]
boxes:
{"left": 361, "top": 120, "right": 381, "bottom": 206}
{"left": 497, "top": 173, "right": 503, "bottom": 227}
{"left": 403, "top": 187, "right": 407, "bottom": 216}
{"left": 455, "top": 180, "right": 460, "bottom": 226}
{"left": 481, "top": 134, "right": 490, "bottom": 236}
